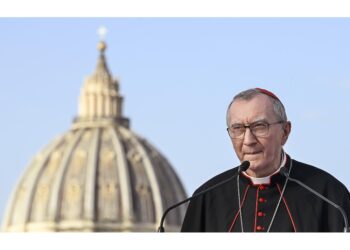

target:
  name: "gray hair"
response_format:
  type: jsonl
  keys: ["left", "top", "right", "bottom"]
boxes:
{"left": 226, "top": 88, "right": 288, "bottom": 127}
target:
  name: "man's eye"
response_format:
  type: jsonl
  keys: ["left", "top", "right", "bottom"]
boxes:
{"left": 252, "top": 123, "right": 267, "bottom": 130}
{"left": 232, "top": 125, "right": 244, "bottom": 130}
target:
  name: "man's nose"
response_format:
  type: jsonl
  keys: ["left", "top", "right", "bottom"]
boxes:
{"left": 243, "top": 127, "right": 257, "bottom": 145}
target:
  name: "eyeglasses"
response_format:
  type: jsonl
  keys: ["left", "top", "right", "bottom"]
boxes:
{"left": 227, "top": 121, "right": 284, "bottom": 139}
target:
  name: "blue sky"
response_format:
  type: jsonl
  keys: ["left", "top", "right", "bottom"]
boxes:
{"left": 1, "top": 18, "right": 350, "bottom": 224}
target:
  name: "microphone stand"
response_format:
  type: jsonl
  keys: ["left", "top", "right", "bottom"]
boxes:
{"left": 280, "top": 168, "right": 349, "bottom": 232}
{"left": 158, "top": 161, "right": 250, "bottom": 232}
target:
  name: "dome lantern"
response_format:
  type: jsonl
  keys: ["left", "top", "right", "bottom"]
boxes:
{"left": 74, "top": 33, "right": 129, "bottom": 129}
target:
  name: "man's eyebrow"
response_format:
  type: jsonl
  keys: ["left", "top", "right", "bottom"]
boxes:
{"left": 230, "top": 118, "right": 268, "bottom": 127}
{"left": 252, "top": 118, "right": 268, "bottom": 123}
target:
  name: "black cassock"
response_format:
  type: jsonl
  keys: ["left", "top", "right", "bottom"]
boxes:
{"left": 181, "top": 155, "right": 350, "bottom": 232}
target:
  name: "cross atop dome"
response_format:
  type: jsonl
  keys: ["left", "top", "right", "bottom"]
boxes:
{"left": 97, "top": 26, "right": 108, "bottom": 53}
{"left": 98, "top": 26, "right": 108, "bottom": 41}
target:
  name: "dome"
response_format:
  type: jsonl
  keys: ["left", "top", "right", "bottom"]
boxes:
{"left": 2, "top": 39, "right": 187, "bottom": 232}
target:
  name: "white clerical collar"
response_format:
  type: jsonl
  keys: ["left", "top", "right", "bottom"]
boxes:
{"left": 242, "top": 151, "right": 287, "bottom": 185}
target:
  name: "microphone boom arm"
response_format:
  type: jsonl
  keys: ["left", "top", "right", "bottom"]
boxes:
{"left": 285, "top": 174, "right": 349, "bottom": 232}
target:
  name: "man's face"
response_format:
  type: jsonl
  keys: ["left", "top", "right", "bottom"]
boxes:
{"left": 227, "top": 94, "right": 291, "bottom": 177}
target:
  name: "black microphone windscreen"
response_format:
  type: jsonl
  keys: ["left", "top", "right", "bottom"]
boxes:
{"left": 240, "top": 161, "right": 250, "bottom": 172}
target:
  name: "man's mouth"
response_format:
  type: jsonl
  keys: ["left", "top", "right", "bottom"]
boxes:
{"left": 244, "top": 151, "right": 261, "bottom": 155}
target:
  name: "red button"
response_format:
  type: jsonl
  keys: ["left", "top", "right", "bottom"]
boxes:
{"left": 258, "top": 197, "right": 266, "bottom": 203}
{"left": 259, "top": 185, "right": 265, "bottom": 190}
{"left": 256, "top": 225, "right": 265, "bottom": 231}
{"left": 257, "top": 211, "right": 265, "bottom": 217}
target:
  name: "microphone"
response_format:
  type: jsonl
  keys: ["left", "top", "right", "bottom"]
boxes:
{"left": 157, "top": 161, "right": 250, "bottom": 232}
{"left": 280, "top": 167, "right": 349, "bottom": 232}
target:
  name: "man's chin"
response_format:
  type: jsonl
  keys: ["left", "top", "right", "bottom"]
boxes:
{"left": 243, "top": 154, "right": 262, "bottom": 164}
{"left": 244, "top": 160, "right": 264, "bottom": 172}
{"left": 246, "top": 162, "right": 260, "bottom": 170}
{"left": 245, "top": 164, "right": 266, "bottom": 177}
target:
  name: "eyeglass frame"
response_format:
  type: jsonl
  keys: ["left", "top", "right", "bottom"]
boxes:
{"left": 226, "top": 120, "right": 285, "bottom": 139}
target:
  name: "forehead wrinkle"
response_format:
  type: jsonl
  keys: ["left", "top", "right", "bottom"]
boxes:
{"left": 229, "top": 95, "right": 276, "bottom": 125}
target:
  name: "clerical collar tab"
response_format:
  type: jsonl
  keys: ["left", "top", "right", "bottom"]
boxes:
{"left": 242, "top": 152, "right": 287, "bottom": 185}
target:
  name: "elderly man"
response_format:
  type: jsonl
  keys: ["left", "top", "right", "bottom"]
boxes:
{"left": 181, "top": 88, "right": 350, "bottom": 232}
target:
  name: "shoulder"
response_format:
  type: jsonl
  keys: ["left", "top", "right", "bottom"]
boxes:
{"left": 193, "top": 167, "right": 239, "bottom": 195}
{"left": 291, "top": 159, "right": 349, "bottom": 193}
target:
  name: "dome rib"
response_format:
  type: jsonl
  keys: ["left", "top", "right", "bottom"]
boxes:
{"left": 162, "top": 160, "right": 187, "bottom": 212}
{"left": 121, "top": 128, "right": 164, "bottom": 225}
{"left": 2, "top": 137, "right": 64, "bottom": 231}
{"left": 109, "top": 126, "right": 134, "bottom": 227}
{"left": 143, "top": 142, "right": 187, "bottom": 225}
{"left": 47, "top": 130, "right": 84, "bottom": 223}
{"left": 83, "top": 128, "right": 100, "bottom": 222}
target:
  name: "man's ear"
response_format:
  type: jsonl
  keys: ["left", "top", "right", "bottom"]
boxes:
{"left": 281, "top": 121, "right": 291, "bottom": 145}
